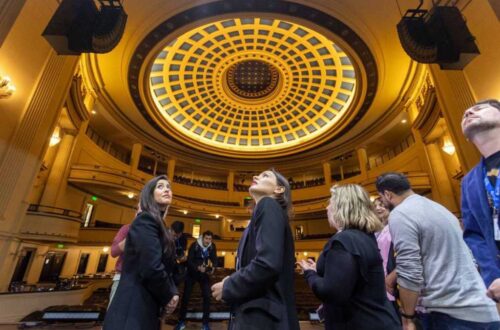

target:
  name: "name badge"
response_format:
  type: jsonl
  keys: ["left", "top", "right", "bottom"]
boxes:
{"left": 494, "top": 209, "right": 500, "bottom": 241}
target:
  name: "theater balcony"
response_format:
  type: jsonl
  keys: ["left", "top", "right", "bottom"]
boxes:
{"left": 20, "top": 205, "right": 83, "bottom": 243}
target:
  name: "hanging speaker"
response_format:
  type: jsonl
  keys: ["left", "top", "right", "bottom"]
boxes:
{"left": 42, "top": 0, "right": 127, "bottom": 55}
{"left": 397, "top": 6, "right": 479, "bottom": 70}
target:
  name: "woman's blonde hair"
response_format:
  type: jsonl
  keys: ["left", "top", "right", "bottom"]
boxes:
{"left": 329, "top": 184, "right": 383, "bottom": 233}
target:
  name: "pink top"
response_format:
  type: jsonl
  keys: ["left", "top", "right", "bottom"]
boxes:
{"left": 376, "top": 225, "right": 395, "bottom": 301}
{"left": 111, "top": 224, "right": 130, "bottom": 273}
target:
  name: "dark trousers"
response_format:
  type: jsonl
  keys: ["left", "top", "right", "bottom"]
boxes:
{"left": 419, "top": 312, "right": 500, "bottom": 330}
{"left": 179, "top": 273, "right": 211, "bottom": 324}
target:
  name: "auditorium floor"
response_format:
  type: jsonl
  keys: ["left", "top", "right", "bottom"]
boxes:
{"left": 0, "top": 321, "right": 324, "bottom": 329}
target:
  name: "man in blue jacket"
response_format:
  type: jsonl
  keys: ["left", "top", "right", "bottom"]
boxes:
{"left": 461, "top": 99, "right": 500, "bottom": 302}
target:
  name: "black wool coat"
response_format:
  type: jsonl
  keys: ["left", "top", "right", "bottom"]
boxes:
{"left": 222, "top": 197, "right": 300, "bottom": 330}
{"left": 103, "top": 212, "right": 178, "bottom": 330}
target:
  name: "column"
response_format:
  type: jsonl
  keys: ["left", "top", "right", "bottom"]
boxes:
{"left": 429, "top": 65, "right": 481, "bottom": 172}
{"left": 425, "top": 142, "right": 460, "bottom": 214}
{"left": 167, "top": 159, "right": 176, "bottom": 181}
{"left": 227, "top": 170, "right": 235, "bottom": 192}
{"left": 356, "top": 147, "right": 368, "bottom": 179}
{"left": 339, "top": 165, "right": 344, "bottom": 181}
{"left": 40, "top": 130, "right": 76, "bottom": 207}
{"left": 129, "top": 143, "right": 142, "bottom": 172}
{"left": 0, "top": 0, "right": 78, "bottom": 292}
{"left": 322, "top": 162, "right": 331, "bottom": 187}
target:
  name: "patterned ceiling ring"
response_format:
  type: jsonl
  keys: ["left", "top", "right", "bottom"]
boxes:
{"left": 148, "top": 18, "right": 356, "bottom": 151}
{"left": 128, "top": 0, "right": 378, "bottom": 158}
{"left": 226, "top": 60, "right": 280, "bottom": 99}
{"left": 214, "top": 52, "right": 292, "bottom": 108}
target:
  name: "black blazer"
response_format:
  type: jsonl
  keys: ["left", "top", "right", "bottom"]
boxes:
{"left": 104, "top": 212, "right": 177, "bottom": 330}
{"left": 305, "top": 230, "right": 400, "bottom": 330}
{"left": 222, "top": 197, "right": 300, "bottom": 330}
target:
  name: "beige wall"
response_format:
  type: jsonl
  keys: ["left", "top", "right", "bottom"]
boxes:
{"left": 463, "top": 0, "right": 500, "bottom": 100}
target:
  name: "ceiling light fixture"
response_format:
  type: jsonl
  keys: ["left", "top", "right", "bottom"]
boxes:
{"left": 127, "top": 192, "right": 134, "bottom": 199}
{"left": 442, "top": 137, "right": 456, "bottom": 155}
{"left": 49, "top": 127, "right": 61, "bottom": 147}
{"left": 0, "top": 74, "right": 15, "bottom": 99}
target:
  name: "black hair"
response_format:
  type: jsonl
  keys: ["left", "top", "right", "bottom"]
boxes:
{"left": 202, "top": 230, "right": 213, "bottom": 238}
{"left": 171, "top": 221, "right": 184, "bottom": 234}
{"left": 139, "top": 175, "right": 175, "bottom": 256}
{"left": 375, "top": 172, "right": 411, "bottom": 196}
{"left": 473, "top": 99, "right": 500, "bottom": 111}
{"left": 269, "top": 168, "right": 294, "bottom": 220}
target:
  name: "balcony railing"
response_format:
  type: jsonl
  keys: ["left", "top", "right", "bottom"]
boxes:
{"left": 27, "top": 204, "right": 82, "bottom": 221}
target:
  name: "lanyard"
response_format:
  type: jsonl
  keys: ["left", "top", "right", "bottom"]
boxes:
{"left": 483, "top": 160, "right": 500, "bottom": 212}
{"left": 483, "top": 159, "right": 500, "bottom": 241}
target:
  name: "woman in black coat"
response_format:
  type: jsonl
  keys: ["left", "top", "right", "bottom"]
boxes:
{"left": 212, "top": 169, "right": 300, "bottom": 330}
{"left": 298, "top": 184, "right": 400, "bottom": 330}
{"left": 104, "top": 175, "right": 179, "bottom": 330}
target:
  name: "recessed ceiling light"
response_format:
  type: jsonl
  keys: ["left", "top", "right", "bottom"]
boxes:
{"left": 91, "top": 110, "right": 97, "bottom": 115}
{"left": 401, "top": 119, "right": 407, "bottom": 124}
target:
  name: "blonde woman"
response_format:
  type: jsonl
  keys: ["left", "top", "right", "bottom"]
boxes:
{"left": 298, "top": 184, "right": 400, "bottom": 330}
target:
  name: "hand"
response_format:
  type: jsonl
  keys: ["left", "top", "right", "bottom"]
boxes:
{"left": 296, "top": 259, "right": 316, "bottom": 273}
{"left": 164, "top": 295, "right": 179, "bottom": 315}
{"left": 118, "top": 238, "right": 126, "bottom": 252}
{"left": 198, "top": 265, "right": 206, "bottom": 273}
{"left": 385, "top": 270, "right": 397, "bottom": 296}
{"left": 487, "top": 278, "right": 500, "bottom": 302}
{"left": 211, "top": 276, "right": 229, "bottom": 301}
{"left": 178, "top": 255, "right": 187, "bottom": 263}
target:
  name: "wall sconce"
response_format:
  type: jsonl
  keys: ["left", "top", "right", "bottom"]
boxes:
{"left": 102, "top": 246, "right": 109, "bottom": 253}
{"left": 442, "top": 137, "right": 456, "bottom": 155}
{"left": 49, "top": 126, "right": 61, "bottom": 146}
{"left": 0, "top": 74, "right": 15, "bottom": 99}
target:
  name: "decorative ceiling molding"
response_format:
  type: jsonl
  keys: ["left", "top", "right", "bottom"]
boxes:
{"left": 128, "top": 0, "right": 378, "bottom": 158}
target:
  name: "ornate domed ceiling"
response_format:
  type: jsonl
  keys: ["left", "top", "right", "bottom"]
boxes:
{"left": 148, "top": 18, "right": 357, "bottom": 154}
{"left": 128, "top": 1, "right": 378, "bottom": 159}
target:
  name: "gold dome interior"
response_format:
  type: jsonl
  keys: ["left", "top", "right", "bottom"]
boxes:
{"left": 148, "top": 18, "right": 357, "bottom": 153}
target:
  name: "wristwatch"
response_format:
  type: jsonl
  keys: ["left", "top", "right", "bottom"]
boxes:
{"left": 400, "top": 311, "right": 416, "bottom": 320}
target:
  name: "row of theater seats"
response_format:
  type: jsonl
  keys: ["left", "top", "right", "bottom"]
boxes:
{"left": 289, "top": 178, "right": 325, "bottom": 189}
{"left": 173, "top": 176, "right": 328, "bottom": 192}
{"left": 173, "top": 176, "right": 227, "bottom": 190}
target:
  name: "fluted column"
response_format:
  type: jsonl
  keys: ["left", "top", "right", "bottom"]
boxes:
{"left": 429, "top": 65, "right": 481, "bottom": 172}
{"left": 167, "top": 159, "right": 176, "bottom": 181}
{"left": 322, "top": 162, "right": 331, "bottom": 187}
{"left": 40, "top": 131, "right": 76, "bottom": 207}
{"left": 425, "top": 142, "right": 460, "bottom": 214}
{"left": 130, "top": 143, "right": 142, "bottom": 172}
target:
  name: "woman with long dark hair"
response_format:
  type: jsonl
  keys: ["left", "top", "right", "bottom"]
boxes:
{"left": 211, "top": 169, "right": 299, "bottom": 330}
{"left": 104, "top": 175, "right": 179, "bottom": 329}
